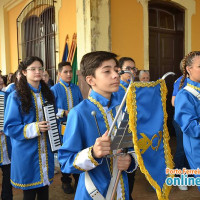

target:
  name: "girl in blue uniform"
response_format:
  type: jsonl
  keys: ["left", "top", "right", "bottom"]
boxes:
{"left": 4, "top": 56, "right": 55, "bottom": 200}
{"left": 174, "top": 51, "right": 200, "bottom": 190}
{"left": 116, "top": 57, "right": 137, "bottom": 200}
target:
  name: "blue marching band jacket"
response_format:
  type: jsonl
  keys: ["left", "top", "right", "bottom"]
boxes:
{"left": 58, "top": 90, "right": 136, "bottom": 200}
{"left": 4, "top": 84, "right": 54, "bottom": 190}
{"left": 0, "top": 91, "right": 11, "bottom": 167}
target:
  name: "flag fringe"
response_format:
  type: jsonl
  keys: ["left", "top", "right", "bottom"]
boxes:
{"left": 126, "top": 80, "right": 174, "bottom": 200}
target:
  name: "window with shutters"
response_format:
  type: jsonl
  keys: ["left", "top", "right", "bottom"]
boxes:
{"left": 17, "top": 0, "right": 56, "bottom": 82}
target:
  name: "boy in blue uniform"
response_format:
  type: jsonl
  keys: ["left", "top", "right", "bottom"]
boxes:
{"left": 51, "top": 61, "right": 83, "bottom": 125}
{"left": 58, "top": 51, "right": 137, "bottom": 199}
{"left": 51, "top": 61, "right": 83, "bottom": 194}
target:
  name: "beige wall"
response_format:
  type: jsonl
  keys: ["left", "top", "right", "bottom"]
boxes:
{"left": 111, "top": 0, "right": 144, "bottom": 69}
{"left": 58, "top": 0, "right": 76, "bottom": 62}
{"left": 8, "top": 0, "right": 28, "bottom": 72}
{"left": 192, "top": 0, "right": 200, "bottom": 51}
{"left": 1, "top": 0, "right": 200, "bottom": 74}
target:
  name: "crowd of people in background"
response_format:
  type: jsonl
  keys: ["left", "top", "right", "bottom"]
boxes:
{"left": 0, "top": 62, "right": 151, "bottom": 94}
{"left": 1, "top": 50, "right": 200, "bottom": 200}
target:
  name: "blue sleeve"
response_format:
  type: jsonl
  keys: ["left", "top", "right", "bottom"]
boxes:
{"left": 58, "top": 108, "right": 102, "bottom": 174}
{"left": 4, "top": 94, "right": 27, "bottom": 140}
{"left": 6, "top": 85, "right": 15, "bottom": 94}
{"left": 174, "top": 91, "right": 200, "bottom": 138}
{"left": 51, "top": 86, "right": 58, "bottom": 105}
{"left": 172, "top": 79, "right": 180, "bottom": 96}
{"left": 51, "top": 85, "right": 66, "bottom": 110}
{"left": 58, "top": 109, "right": 85, "bottom": 174}
{"left": 78, "top": 88, "right": 83, "bottom": 102}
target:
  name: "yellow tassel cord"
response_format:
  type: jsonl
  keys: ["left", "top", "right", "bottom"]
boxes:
{"left": 120, "top": 84, "right": 127, "bottom": 92}
{"left": 59, "top": 82, "right": 74, "bottom": 111}
{"left": 88, "top": 96, "right": 125, "bottom": 199}
{"left": 126, "top": 80, "right": 174, "bottom": 200}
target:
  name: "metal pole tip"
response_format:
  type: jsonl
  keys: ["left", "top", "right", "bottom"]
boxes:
{"left": 91, "top": 111, "right": 96, "bottom": 116}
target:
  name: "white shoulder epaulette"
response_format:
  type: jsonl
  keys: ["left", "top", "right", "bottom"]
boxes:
{"left": 184, "top": 85, "right": 200, "bottom": 100}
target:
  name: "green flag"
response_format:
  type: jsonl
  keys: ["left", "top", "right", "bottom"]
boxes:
{"left": 72, "top": 48, "right": 78, "bottom": 85}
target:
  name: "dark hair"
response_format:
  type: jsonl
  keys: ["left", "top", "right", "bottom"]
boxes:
{"left": 14, "top": 67, "right": 22, "bottom": 85}
{"left": 80, "top": 51, "right": 118, "bottom": 80}
{"left": 10, "top": 72, "right": 16, "bottom": 83}
{"left": 179, "top": 51, "right": 200, "bottom": 89}
{"left": 2, "top": 76, "right": 7, "bottom": 86}
{"left": 58, "top": 61, "right": 71, "bottom": 72}
{"left": 118, "top": 57, "right": 135, "bottom": 69}
{"left": 16, "top": 56, "right": 54, "bottom": 114}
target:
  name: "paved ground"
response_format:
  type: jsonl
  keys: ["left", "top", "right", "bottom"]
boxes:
{"left": 1, "top": 135, "right": 200, "bottom": 199}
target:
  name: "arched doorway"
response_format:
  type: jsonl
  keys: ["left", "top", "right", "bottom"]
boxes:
{"left": 149, "top": 1, "right": 184, "bottom": 135}
{"left": 17, "top": 1, "right": 56, "bottom": 82}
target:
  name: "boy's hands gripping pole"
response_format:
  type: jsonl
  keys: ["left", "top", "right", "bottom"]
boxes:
{"left": 93, "top": 131, "right": 111, "bottom": 158}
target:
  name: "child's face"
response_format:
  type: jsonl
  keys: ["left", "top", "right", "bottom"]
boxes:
{"left": 42, "top": 71, "right": 49, "bottom": 84}
{"left": 59, "top": 65, "right": 73, "bottom": 84}
{"left": 23, "top": 61, "right": 43, "bottom": 84}
{"left": 121, "top": 60, "right": 136, "bottom": 82}
{"left": 87, "top": 59, "right": 120, "bottom": 99}
{"left": 186, "top": 56, "right": 200, "bottom": 83}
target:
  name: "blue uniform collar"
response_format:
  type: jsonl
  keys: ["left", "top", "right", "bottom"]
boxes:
{"left": 28, "top": 83, "right": 41, "bottom": 93}
{"left": 187, "top": 78, "right": 200, "bottom": 89}
{"left": 90, "top": 90, "right": 120, "bottom": 109}
{"left": 120, "top": 80, "right": 129, "bottom": 88}
{"left": 60, "top": 78, "right": 71, "bottom": 87}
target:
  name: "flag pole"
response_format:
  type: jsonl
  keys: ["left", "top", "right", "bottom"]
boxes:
{"left": 67, "top": 33, "right": 76, "bottom": 63}
{"left": 62, "top": 34, "right": 69, "bottom": 61}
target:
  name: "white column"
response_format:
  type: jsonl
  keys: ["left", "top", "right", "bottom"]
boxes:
{"left": 76, "top": 0, "right": 111, "bottom": 68}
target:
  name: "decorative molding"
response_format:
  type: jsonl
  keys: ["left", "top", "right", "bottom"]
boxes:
{"left": 3, "top": 0, "right": 31, "bottom": 11}
{"left": 137, "top": 0, "right": 196, "bottom": 69}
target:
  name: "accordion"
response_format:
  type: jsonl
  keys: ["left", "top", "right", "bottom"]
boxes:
{"left": 0, "top": 91, "right": 7, "bottom": 132}
{"left": 42, "top": 102, "right": 61, "bottom": 152}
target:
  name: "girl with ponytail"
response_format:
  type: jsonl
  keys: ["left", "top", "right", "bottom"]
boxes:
{"left": 174, "top": 51, "right": 200, "bottom": 191}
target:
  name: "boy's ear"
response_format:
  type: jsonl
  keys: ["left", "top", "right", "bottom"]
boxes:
{"left": 86, "top": 75, "right": 96, "bottom": 87}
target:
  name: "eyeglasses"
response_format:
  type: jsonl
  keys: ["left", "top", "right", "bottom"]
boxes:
{"left": 124, "top": 66, "right": 138, "bottom": 72}
{"left": 26, "top": 67, "right": 44, "bottom": 72}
